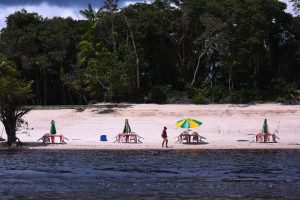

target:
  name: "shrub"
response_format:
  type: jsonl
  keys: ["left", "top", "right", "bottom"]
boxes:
{"left": 185, "top": 85, "right": 198, "bottom": 99}
{"left": 193, "top": 92, "right": 209, "bottom": 104}
{"left": 149, "top": 87, "right": 167, "bottom": 103}
{"left": 231, "top": 89, "right": 254, "bottom": 104}
{"left": 276, "top": 97, "right": 285, "bottom": 103}
{"left": 210, "top": 84, "right": 228, "bottom": 103}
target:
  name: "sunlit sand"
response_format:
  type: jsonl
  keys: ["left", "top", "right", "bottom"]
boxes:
{"left": 3, "top": 103, "right": 300, "bottom": 150}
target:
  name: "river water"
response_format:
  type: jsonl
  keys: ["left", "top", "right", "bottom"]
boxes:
{"left": 0, "top": 150, "right": 299, "bottom": 199}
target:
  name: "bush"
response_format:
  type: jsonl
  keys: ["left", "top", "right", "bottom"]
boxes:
{"left": 276, "top": 97, "right": 285, "bottom": 103}
{"left": 210, "top": 84, "right": 228, "bottom": 103}
{"left": 149, "top": 87, "right": 167, "bottom": 103}
{"left": 193, "top": 92, "right": 209, "bottom": 104}
{"left": 185, "top": 85, "right": 198, "bottom": 99}
{"left": 231, "top": 89, "right": 255, "bottom": 104}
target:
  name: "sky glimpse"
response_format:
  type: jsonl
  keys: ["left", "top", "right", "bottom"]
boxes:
{"left": 0, "top": 0, "right": 150, "bottom": 29}
{"left": 0, "top": 0, "right": 294, "bottom": 29}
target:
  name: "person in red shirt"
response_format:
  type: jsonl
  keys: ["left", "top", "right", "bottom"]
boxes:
{"left": 161, "top": 126, "right": 168, "bottom": 147}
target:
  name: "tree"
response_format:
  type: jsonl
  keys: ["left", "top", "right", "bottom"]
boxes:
{"left": 124, "top": 15, "right": 140, "bottom": 89}
{"left": 0, "top": 11, "right": 81, "bottom": 105}
{"left": 290, "top": 0, "right": 300, "bottom": 15}
{"left": 98, "top": 0, "right": 119, "bottom": 53}
{"left": 191, "top": 14, "right": 226, "bottom": 86}
{"left": 0, "top": 56, "right": 33, "bottom": 146}
{"left": 79, "top": 4, "right": 97, "bottom": 21}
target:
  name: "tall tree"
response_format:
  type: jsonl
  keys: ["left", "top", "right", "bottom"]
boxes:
{"left": 191, "top": 14, "right": 226, "bottom": 86}
{"left": 98, "top": 0, "right": 119, "bottom": 53}
{"left": 0, "top": 56, "right": 32, "bottom": 146}
{"left": 79, "top": 4, "right": 97, "bottom": 21}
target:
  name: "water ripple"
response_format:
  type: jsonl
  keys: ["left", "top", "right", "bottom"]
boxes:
{"left": 0, "top": 149, "right": 299, "bottom": 199}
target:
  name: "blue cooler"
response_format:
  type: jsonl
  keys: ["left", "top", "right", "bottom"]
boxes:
{"left": 100, "top": 135, "right": 108, "bottom": 141}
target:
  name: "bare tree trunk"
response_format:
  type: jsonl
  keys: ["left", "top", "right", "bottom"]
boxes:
{"left": 191, "top": 38, "right": 211, "bottom": 86}
{"left": 228, "top": 65, "right": 233, "bottom": 92}
{"left": 125, "top": 16, "right": 140, "bottom": 89}
{"left": 43, "top": 68, "right": 47, "bottom": 105}
{"left": 35, "top": 70, "right": 40, "bottom": 105}
{"left": 191, "top": 51, "right": 206, "bottom": 86}
{"left": 111, "top": 15, "right": 116, "bottom": 53}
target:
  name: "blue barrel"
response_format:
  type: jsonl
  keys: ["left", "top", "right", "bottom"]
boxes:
{"left": 100, "top": 135, "right": 108, "bottom": 141}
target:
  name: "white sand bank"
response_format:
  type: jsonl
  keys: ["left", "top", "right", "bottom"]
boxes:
{"left": 2, "top": 103, "right": 300, "bottom": 150}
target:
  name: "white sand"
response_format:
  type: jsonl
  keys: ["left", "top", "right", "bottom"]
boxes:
{"left": 2, "top": 103, "right": 300, "bottom": 150}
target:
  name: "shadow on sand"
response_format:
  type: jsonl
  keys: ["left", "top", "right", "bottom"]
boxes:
{"left": 92, "top": 104, "right": 133, "bottom": 114}
{"left": 229, "top": 103, "right": 256, "bottom": 108}
{"left": 182, "top": 141, "right": 209, "bottom": 145}
{"left": 0, "top": 141, "right": 53, "bottom": 150}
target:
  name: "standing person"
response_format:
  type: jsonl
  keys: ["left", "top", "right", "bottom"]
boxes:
{"left": 161, "top": 126, "right": 168, "bottom": 147}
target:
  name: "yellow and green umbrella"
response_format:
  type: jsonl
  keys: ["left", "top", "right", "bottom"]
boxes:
{"left": 176, "top": 118, "right": 202, "bottom": 129}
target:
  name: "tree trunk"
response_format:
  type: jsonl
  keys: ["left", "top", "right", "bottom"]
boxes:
{"left": 191, "top": 51, "right": 206, "bottom": 86}
{"left": 125, "top": 16, "right": 140, "bottom": 89}
{"left": 111, "top": 14, "right": 116, "bottom": 53}
{"left": 43, "top": 68, "right": 47, "bottom": 105}
{"left": 191, "top": 39, "right": 210, "bottom": 86}
{"left": 35, "top": 70, "right": 41, "bottom": 105}
{"left": 2, "top": 118, "right": 17, "bottom": 146}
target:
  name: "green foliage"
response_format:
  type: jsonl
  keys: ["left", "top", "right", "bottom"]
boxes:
{"left": 0, "top": 56, "right": 33, "bottom": 102}
{"left": 185, "top": 85, "right": 198, "bottom": 99}
{"left": 276, "top": 97, "right": 286, "bottom": 103}
{"left": 149, "top": 86, "right": 168, "bottom": 104}
{"left": 192, "top": 92, "right": 209, "bottom": 104}
{"left": 210, "top": 84, "right": 228, "bottom": 103}
{"left": 0, "top": 55, "right": 33, "bottom": 146}
{"left": 0, "top": 0, "right": 299, "bottom": 105}
{"left": 231, "top": 90, "right": 257, "bottom": 104}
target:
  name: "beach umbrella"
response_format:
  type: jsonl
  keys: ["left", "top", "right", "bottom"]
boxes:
{"left": 123, "top": 119, "right": 131, "bottom": 133}
{"left": 50, "top": 120, "right": 57, "bottom": 135}
{"left": 176, "top": 118, "right": 202, "bottom": 129}
{"left": 262, "top": 119, "right": 269, "bottom": 134}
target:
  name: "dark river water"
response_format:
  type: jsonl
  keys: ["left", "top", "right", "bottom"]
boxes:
{"left": 0, "top": 150, "right": 299, "bottom": 199}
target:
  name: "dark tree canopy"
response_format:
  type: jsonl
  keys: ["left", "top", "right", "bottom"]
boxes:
{"left": 0, "top": 0, "right": 299, "bottom": 105}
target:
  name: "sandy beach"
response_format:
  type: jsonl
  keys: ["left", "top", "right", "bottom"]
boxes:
{"left": 2, "top": 103, "right": 300, "bottom": 150}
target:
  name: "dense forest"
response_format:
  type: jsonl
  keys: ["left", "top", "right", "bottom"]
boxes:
{"left": 0, "top": 0, "right": 300, "bottom": 105}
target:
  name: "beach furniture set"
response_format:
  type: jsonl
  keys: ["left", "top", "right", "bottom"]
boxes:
{"left": 113, "top": 119, "right": 144, "bottom": 143}
{"left": 35, "top": 118, "right": 278, "bottom": 145}
{"left": 114, "top": 132, "right": 144, "bottom": 143}
{"left": 255, "top": 131, "right": 280, "bottom": 143}
{"left": 255, "top": 119, "right": 280, "bottom": 143}
{"left": 38, "top": 133, "right": 68, "bottom": 144}
{"left": 175, "top": 130, "right": 206, "bottom": 144}
{"left": 37, "top": 120, "right": 68, "bottom": 144}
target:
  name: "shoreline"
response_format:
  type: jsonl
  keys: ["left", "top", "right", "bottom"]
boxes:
{"left": 1, "top": 144, "right": 300, "bottom": 151}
